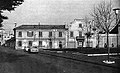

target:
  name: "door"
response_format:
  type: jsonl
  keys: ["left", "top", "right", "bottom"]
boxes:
{"left": 49, "top": 41, "right": 52, "bottom": 49}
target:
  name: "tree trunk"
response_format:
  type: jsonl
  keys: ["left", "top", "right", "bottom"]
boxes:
{"left": 107, "top": 31, "right": 110, "bottom": 61}
{"left": 98, "top": 33, "right": 100, "bottom": 48}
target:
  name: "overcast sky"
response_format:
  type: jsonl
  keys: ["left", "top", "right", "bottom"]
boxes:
{"left": 2, "top": 0, "right": 118, "bottom": 30}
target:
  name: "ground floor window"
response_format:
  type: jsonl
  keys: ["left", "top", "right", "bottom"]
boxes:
{"left": 59, "top": 41, "right": 62, "bottom": 48}
{"left": 28, "top": 41, "right": 32, "bottom": 46}
{"left": 49, "top": 41, "right": 52, "bottom": 48}
{"left": 18, "top": 41, "right": 22, "bottom": 47}
{"left": 39, "top": 41, "right": 42, "bottom": 46}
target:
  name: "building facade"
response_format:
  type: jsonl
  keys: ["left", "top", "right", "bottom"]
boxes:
{"left": 0, "top": 28, "right": 4, "bottom": 45}
{"left": 67, "top": 19, "right": 97, "bottom": 48}
{"left": 98, "top": 34, "right": 117, "bottom": 47}
{"left": 96, "top": 23, "right": 120, "bottom": 48}
{"left": 14, "top": 25, "right": 68, "bottom": 50}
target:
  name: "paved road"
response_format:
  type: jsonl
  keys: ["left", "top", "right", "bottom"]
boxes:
{"left": 0, "top": 46, "right": 119, "bottom": 73}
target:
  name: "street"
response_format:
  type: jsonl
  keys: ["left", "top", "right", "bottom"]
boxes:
{"left": 0, "top": 46, "right": 119, "bottom": 73}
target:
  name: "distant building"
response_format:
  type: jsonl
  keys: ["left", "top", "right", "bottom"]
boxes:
{"left": 14, "top": 25, "right": 68, "bottom": 50}
{"left": 4, "top": 31, "right": 14, "bottom": 42}
{"left": 3, "top": 31, "right": 14, "bottom": 47}
{"left": 0, "top": 27, "right": 4, "bottom": 45}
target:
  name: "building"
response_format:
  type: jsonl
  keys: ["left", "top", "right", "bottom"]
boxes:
{"left": 67, "top": 19, "right": 84, "bottom": 48}
{"left": 67, "top": 19, "right": 97, "bottom": 48}
{"left": 0, "top": 27, "right": 4, "bottom": 45}
{"left": 97, "top": 23, "right": 120, "bottom": 48}
{"left": 4, "top": 31, "right": 14, "bottom": 42}
{"left": 14, "top": 24, "right": 68, "bottom": 50}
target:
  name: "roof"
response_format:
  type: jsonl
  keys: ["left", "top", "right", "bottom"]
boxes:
{"left": 109, "top": 24, "right": 118, "bottom": 34}
{"left": 15, "top": 25, "right": 68, "bottom": 30}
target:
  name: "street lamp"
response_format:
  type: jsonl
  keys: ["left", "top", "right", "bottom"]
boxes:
{"left": 53, "top": 29, "right": 57, "bottom": 48}
{"left": 113, "top": 8, "right": 120, "bottom": 48}
{"left": 14, "top": 22, "right": 17, "bottom": 28}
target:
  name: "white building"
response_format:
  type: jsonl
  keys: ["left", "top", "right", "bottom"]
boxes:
{"left": 67, "top": 19, "right": 97, "bottom": 48}
{"left": 14, "top": 24, "right": 68, "bottom": 50}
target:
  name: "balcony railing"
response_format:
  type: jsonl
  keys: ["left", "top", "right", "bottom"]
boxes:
{"left": 76, "top": 36, "right": 85, "bottom": 41}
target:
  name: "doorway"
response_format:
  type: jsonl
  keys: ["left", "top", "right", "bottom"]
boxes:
{"left": 49, "top": 41, "right": 52, "bottom": 49}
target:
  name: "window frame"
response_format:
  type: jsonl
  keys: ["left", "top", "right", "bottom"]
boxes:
{"left": 39, "top": 41, "right": 42, "bottom": 47}
{"left": 39, "top": 31, "right": 43, "bottom": 37}
{"left": 79, "top": 23, "right": 82, "bottom": 28}
{"left": 18, "top": 41, "right": 22, "bottom": 47}
{"left": 49, "top": 32, "right": 52, "bottom": 37}
{"left": 18, "top": 31, "right": 22, "bottom": 37}
{"left": 70, "top": 31, "right": 74, "bottom": 37}
{"left": 79, "top": 31, "right": 82, "bottom": 37}
{"left": 59, "top": 32, "right": 62, "bottom": 37}
{"left": 27, "top": 31, "right": 33, "bottom": 37}
{"left": 28, "top": 41, "right": 32, "bottom": 46}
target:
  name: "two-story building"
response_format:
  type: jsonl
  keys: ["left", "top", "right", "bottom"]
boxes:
{"left": 67, "top": 19, "right": 98, "bottom": 48}
{"left": 67, "top": 19, "right": 85, "bottom": 48}
{"left": 14, "top": 25, "right": 68, "bottom": 50}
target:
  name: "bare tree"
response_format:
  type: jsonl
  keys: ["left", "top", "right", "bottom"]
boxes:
{"left": 84, "top": 16, "right": 93, "bottom": 47}
{"left": 90, "top": 1, "right": 115, "bottom": 61}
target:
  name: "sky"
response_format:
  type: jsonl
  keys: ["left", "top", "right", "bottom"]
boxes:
{"left": 2, "top": 0, "right": 119, "bottom": 30}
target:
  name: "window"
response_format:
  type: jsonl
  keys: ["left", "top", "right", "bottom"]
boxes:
{"left": 70, "top": 31, "right": 74, "bottom": 37}
{"left": 59, "top": 41, "right": 62, "bottom": 48}
{"left": 39, "top": 41, "right": 42, "bottom": 46}
{"left": 28, "top": 41, "right": 32, "bottom": 46}
{"left": 79, "top": 23, "right": 82, "bottom": 28}
{"left": 27, "top": 31, "right": 33, "bottom": 37}
{"left": 18, "top": 31, "right": 22, "bottom": 37}
{"left": 0, "top": 35, "right": 2, "bottom": 38}
{"left": 59, "top": 32, "right": 62, "bottom": 37}
{"left": 79, "top": 31, "right": 82, "bottom": 37}
{"left": 39, "top": 31, "right": 43, "bottom": 37}
{"left": 49, "top": 32, "right": 52, "bottom": 37}
{"left": 18, "top": 41, "right": 22, "bottom": 47}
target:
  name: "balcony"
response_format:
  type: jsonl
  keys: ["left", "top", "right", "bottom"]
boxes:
{"left": 76, "top": 36, "right": 85, "bottom": 41}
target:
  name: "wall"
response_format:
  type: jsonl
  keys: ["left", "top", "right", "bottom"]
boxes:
{"left": 99, "top": 34, "right": 117, "bottom": 47}
{"left": 15, "top": 29, "right": 67, "bottom": 49}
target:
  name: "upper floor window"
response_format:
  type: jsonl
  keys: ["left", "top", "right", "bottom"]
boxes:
{"left": 79, "top": 31, "right": 82, "bottom": 37}
{"left": 70, "top": 31, "right": 74, "bottom": 37}
{"left": 18, "top": 31, "right": 22, "bottom": 37}
{"left": 79, "top": 23, "right": 82, "bottom": 28}
{"left": 39, "top": 31, "right": 43, "bottom": 37}
{"left": 59, "top": 32, "right": 62, "bottom": 37}
{"left": 18, "top": 41, "right": 22, "bottom": 47}
{"left": 49, "top": 32, "right": 52, "bottom": 37}
{"left": 27, "top": 31, "right": 33, "bottom": 37}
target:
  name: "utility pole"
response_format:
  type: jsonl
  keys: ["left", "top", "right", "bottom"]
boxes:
{"left": 38, "top": 22, "right": 40, "bottom": 47}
